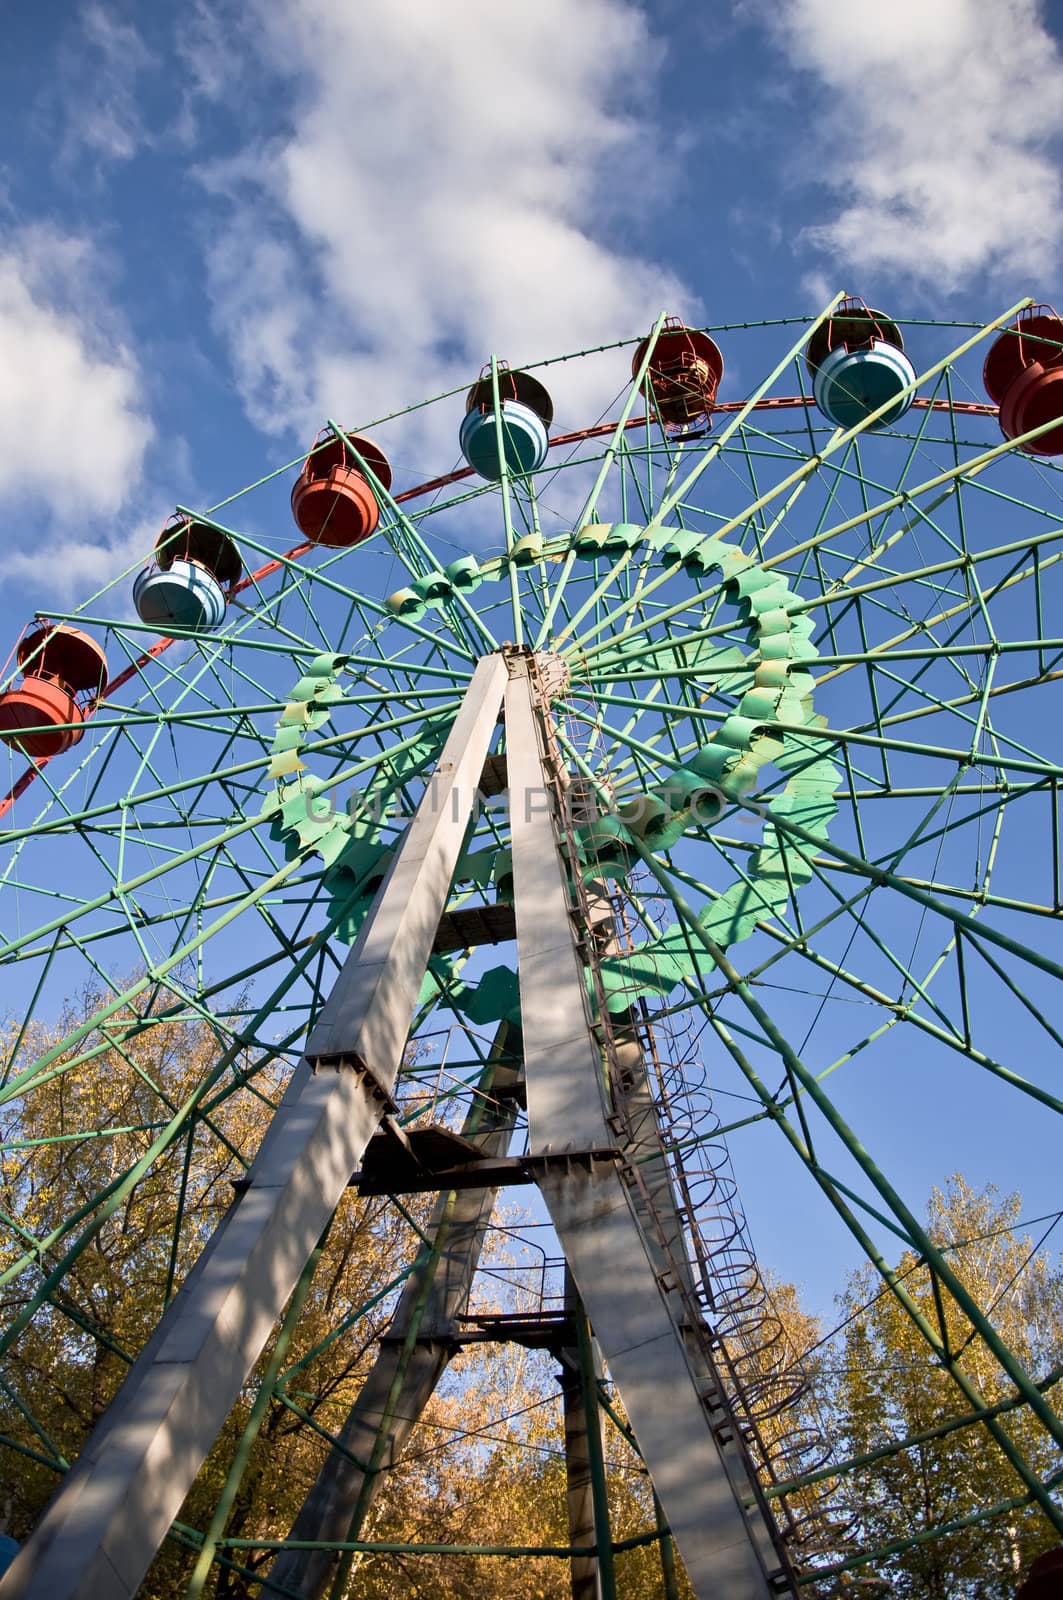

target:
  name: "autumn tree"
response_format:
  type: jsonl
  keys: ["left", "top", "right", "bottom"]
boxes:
{"left": 0, "top": 984, "right": 435, "bottom": 1594}
{"left": 19, "top": 991, "right": 1055, "bottom": 1598}
{"left": 830, "top": 1176, "right": 1062, "bottom": 1600}
{"left": 0, "top": 986, "right": 683, "bottom": 1599}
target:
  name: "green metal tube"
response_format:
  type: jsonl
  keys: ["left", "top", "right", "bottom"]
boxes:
{"left": 797, "top": 1466, "right": 1063, "bottom": 1587}
{"left": 325, "top": 422, "right": 498, "bottom": 655}
{"left": 629, "top": 843, "right": 1063, "bottom": 1527}
{"left": 536, "top": 309, "right": 670, "bottom": 649}
{"left": 0, "top": 894, "right": 358, "bottom": 1352}
{"left": 185, "top": 1238, "right": 326, "bottom": 1599}
{"left": 767, "top": 1372, "right": 1063, "bottom": 1501}
{"left": 761, "top": 788, "right": 1063, "bottom": 985}
{"left": 490, "top": 355, "right": 524, "bottom": 648}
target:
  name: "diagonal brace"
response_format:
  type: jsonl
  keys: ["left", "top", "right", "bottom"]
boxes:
{"left": 504, "top": 657, "right": 794, "bottom": 1600}
{"left": 0, "top": 654, "right": 508, "bottom": 1600}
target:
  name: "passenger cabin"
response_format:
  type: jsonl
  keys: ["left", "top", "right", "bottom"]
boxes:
{"left": 459, "top": 367, "right": 553, "bottom": 480}
{"left": 984, "top": 307, "right": 1063, "bottom": 456}
{"left": 0, "top": 625, "right": 108, "bottom": 759}
{"left": 291, "top": 430, "right": 393, "bottom": 546}
{"left": 805, "top": 300, "right": 916, "bottom": 430}
{"left": 133, "top": 515, "right": 242, "bottom": 631}
{"left": 632, "top": 317, "right": 724, "bottom": 429}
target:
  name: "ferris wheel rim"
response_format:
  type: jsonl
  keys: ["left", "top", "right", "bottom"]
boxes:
{"left": 2, "top": 301, "right": 1063, "bottom": 1587}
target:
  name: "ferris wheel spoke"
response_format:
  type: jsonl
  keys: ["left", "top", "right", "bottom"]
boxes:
{"left": 784, "top": 716, "right": 1060, "bottom": 785}
{"left": 628, "top": 847, "right": 1063, "bottom": 1500}
{"left": 347, "top": 636, "right": 473, "bottom": 687}
{"left": 620, "top": 736, "right": 1059, "bottom": 1041}
{"left": 0, "top": 799, "right": 300, "bottom": 968}
{"left": 8, "top": 306, "right": 1063, "bottom": 1587}
{"left": 194, "top": 845, "right": 322, "bottom": 976}
{"left": 18, "top": 699, "right": 462, "bottom": 855}
{"left": 783, "top": 467, "right": 1061, "bottom": 600}
{"left": 786, "top": 855, "right": 965, "bottom": 1040}
{"left": 330, "top": 420, "right": 500, "bottom": 658}
{"left": 0, "top": 861, "right": 315, "bottom": 1064}
{"left": 950, "top": 467, "right": 1063, "bottom": 525}
{"left": 4, "top": 873, "right": 339, "bottom": 1117}
{"left": 614, "top": 435, "right": 655, "bottom": 526}
{"left": 762, "top": 793, "right": 1063, "bottom": 985}
{"left": 238, "top": 584, "right": 335, "bottom": 657}
{"left": 0, "top": 957, "right": 337, "bottom": 1348}
{"left": 79, "top": 996, "right": 250, "bottom": 1170}
{"left": 655, "top": 298, "right": 846, "bottom": 528}
{"left": 744, "top": 914, "right": 1062, "bottom": 1115}
{"left": 871, "top": 368, "right": 954, "bottom": 498}
{"left": 532, "top": 323, "right": 669, "bottom": 650}
{"left": 243, "top": 512, "right": 486, "bottom": 669}
{"left": 112, "top": 643, "right": 279, "bottom": 795}
{"left": 2, "top": 932, "right": 298, "bottom": 1113}
{"left": 801, "top": 534, "right": 1063, "bottom": 637}
{"left": 572, "top": 433, "right": 1048, "bottom": 670}
{"left": 9, "top": 867, "right": 324, "bottom": 966}
{"left": 583, "top": 543, "right": 1055, "bottom": 730}
{"left": 862, "top": 663, "right": 1058, "bottom": 763}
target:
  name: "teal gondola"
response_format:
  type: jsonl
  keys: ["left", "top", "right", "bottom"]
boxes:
{"left": 459, "top": 366, "right": 553, "bottom": 480}
{"left": 806, "top": 299, "right": 916, "bottom": 430}
{"left": 133, "top": 516, "right": 242, "bottom": 631}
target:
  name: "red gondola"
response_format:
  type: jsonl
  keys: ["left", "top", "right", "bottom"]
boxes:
{"left": 983, "top": 306, "right": 1063, "bottom": 456}
{"left": 0, "top": 625, "right": 108, "bottom": 759}
{"left": 632, "top": 317, "right": 724, "bottom": 429}
{"left": 291, "top": 430, "right": 393, "bottom": 547}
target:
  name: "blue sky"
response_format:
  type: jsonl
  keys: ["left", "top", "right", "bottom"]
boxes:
{"left": 2, "top": 0, "right": 1062, "bottom": 606}
{"left": 1, "top": 0, "right": 1063, "bottom": 1317}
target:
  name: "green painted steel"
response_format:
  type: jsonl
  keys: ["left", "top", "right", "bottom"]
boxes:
{"left": 2, "top": 299, "right": 1063, "bottom": 1595}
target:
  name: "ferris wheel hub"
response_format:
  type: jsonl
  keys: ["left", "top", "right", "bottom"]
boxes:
{"left": 496, "top": 644, "right": 571, "bottom": 700}
{"left": 530, "top": 648, "right": 570, "bottom": 701}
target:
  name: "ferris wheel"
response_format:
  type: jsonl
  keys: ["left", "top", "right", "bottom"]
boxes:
{"left": 0, "top": 296, "right": 1062, "bottom": 1600}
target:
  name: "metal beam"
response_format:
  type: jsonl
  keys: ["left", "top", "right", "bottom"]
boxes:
{"left": 0, "top": 654, "right": 508, "bottom": 1600}
{"left": 504, "top": 656, "right": 793, "bottom": 1600}
{"left": 562, "top": 1268, "right": 608, "bottom": 1600}
{"left": 581, "top": 884, "right": 697, "bottom": 1298}
{"left": 267, "top": 1025, "right": 523, "bottom": 1600}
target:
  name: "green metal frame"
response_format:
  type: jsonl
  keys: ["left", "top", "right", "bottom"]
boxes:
{"left": 2, "top": 296, "right": 1062, "bottom": 1595}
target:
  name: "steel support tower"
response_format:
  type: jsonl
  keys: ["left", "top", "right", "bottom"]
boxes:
{"left": 0, "top": 650, "right": 796, "bottom": 1600}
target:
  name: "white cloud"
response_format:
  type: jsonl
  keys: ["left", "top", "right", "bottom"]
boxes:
{"left": 56, "top": 3, "right": 157, "bottom": 166}
{"left": 172, "top": 0, "right": 246, "bottom": 146}
{"left": 771, "top": 0, "right": 1063, "bottom": 289}
{"left": 0, "top": 513, "right": 162, "bottom": 608}
{"left": 198, "top": 0, "right": 693, "bottom": 455}
{"left": 0, "top": 227, "right": 153, "bottom": 535}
